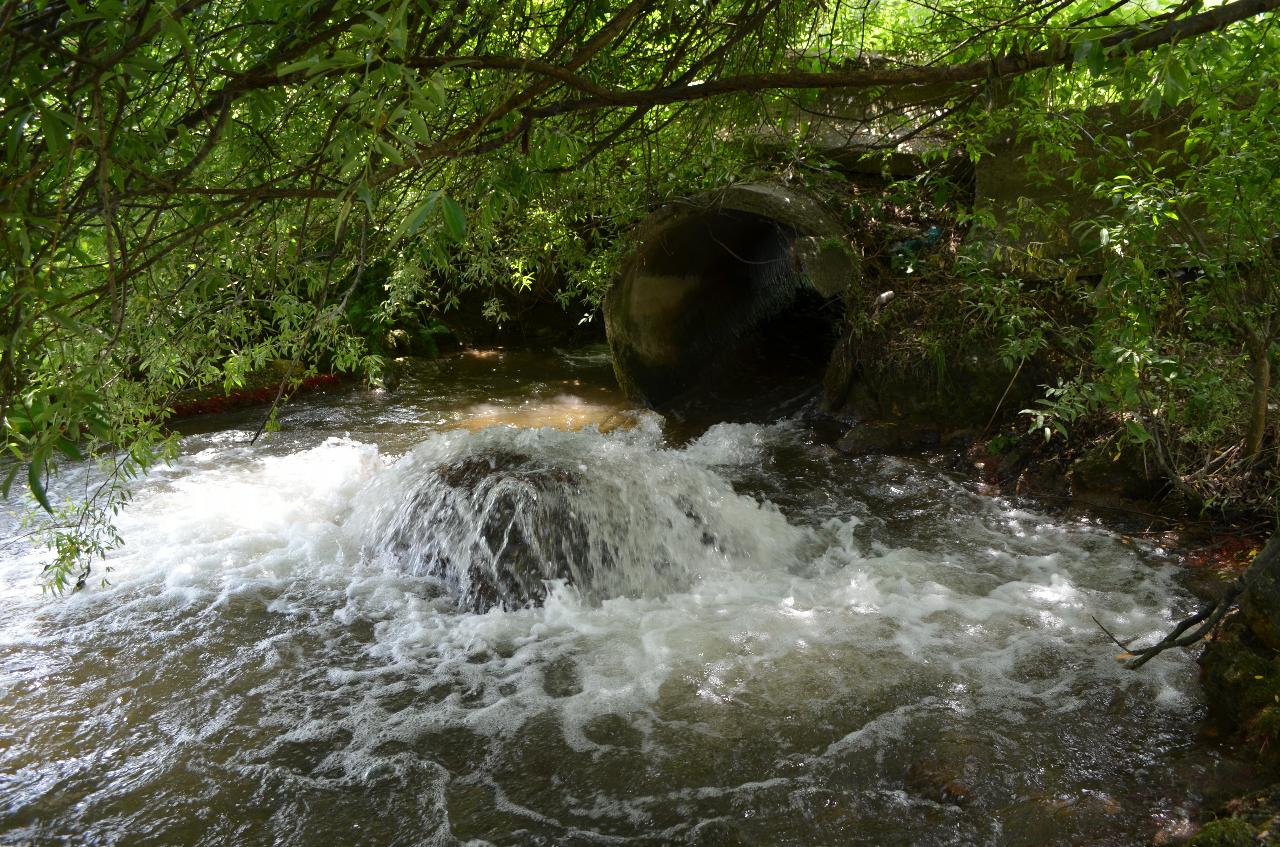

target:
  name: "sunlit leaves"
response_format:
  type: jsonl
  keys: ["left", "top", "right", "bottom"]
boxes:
{"left": 963, "top": 8, "right": 1280, "bottom": 509}
{"left": 3, "top": 0, "right": 1277, "bottom": 583}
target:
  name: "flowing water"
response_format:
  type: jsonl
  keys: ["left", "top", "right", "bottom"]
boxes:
{"left": 0, "top": 348, "right": 1246, "bottom": 846}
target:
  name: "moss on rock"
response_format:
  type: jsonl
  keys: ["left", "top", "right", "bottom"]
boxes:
{"left": 1189, "top": 817, "right": 1259, "bottom": 847}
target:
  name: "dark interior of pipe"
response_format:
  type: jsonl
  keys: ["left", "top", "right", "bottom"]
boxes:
{"left": 630, "top": 208, "right": 840, "bottom": 420}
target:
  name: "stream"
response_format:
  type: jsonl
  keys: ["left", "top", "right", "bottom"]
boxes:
{"left": 0, "top": 347, "right": 1250, "bottom": 845}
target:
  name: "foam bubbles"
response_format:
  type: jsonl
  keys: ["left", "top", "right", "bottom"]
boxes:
{"left": 0, "top": 405, "right": 1214, "bottom": 846}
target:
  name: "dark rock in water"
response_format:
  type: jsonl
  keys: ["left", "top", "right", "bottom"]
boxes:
{"left": 582, "top": 713, "right": 643, "bottom": 748}
{"left": 434, "top": 450, "right": 577, "bottom": 492}
{"left": 387, "top": 450, "right": 596, "bottom": 612}
{"left": 1199, "top": 613, "right": 1267, "bottom": 729}
{"left": 836, "top": 421, "right": 941, "bottom": 455}
{"left": 906, "top": 756, "right": 973, "bottom": 806}
{"left": 541, "top": 655, "right": 583, "bottom": 698}
{"left": 836, "top": 421, "right": 910, "bottom": 455}
{"left": 1194, "top": 538, "right": 1280, "bottom": 789}
{"left": 1192, "top": 548, "right": 1280, "bottom": 844}
{"left": 1199, "top": 609, "right": 1280, "bottom": 775}
{"left": 364, "top": 441, "right": 722, "bottom": 613}
{"left": 1152, "top": 813, "right": 1198, "bottom": 846}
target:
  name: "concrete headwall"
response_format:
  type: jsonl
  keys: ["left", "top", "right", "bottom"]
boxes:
{"left": 972, "top": 104, "right": 1194, "bottom": 269}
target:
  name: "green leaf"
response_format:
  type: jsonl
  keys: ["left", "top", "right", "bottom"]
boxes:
{"left": 277, "top": 55, "right": 320, "bottom": 77}
{"left": 7, "top": 408, "right": 34, "bottom": 437}
{"left": 335, "top": 196, "right": 354, "bottom": 239}
{"left": 1084, "top": 41, "right": 1106, "bottom": 77}
{"left": 409, "top": 110, "right": 432, "bottom": 140}
{"left": 55, "top": 436, "right": 85, "bottom": 462}
{"left": 401, "top": 70, "right": 431, "bottom": 110}
{"left": 374, "top": 139, "right": 404, "bottom": 165}
{"left": 1140, "top": 88, "right": 1163, "bottom": 116}
{"left": 160, "top": 11, "right": 194, "bottom": 53}
{"left": 428, "top": 76, "right": 448, "bottom": 109}
{"left": 389, "top": 22, "right": 408, "bottom": 53}
{"left": 43, "top": 309, "right": 93, "bottom": 336}
{"left": 1167, "top": 58, "right": 1192, "bottom": 98}
{"left": 396, "top": 190, "right": 440, "bottom": 239}
{"left": 85, "top": 415, "right": 111, "bottom": 442}
{"left": 1124, "top": 419, "right": 1152, "bottom": 445}
{"left": 0, "top": 463, "right": 19, "bottom": 499}
{"left": 441, "top": 196, "right": 467, "bottom": 241}
{"left": 28, "top": 459, "right": 52, "bottom": 514}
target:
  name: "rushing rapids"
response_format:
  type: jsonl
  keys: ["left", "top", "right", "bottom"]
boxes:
{"left": 0, "top": 350, "right": 1250, "bottom": 846}
{"left": 349, "top": 424, "right": 779, "bottom": 613}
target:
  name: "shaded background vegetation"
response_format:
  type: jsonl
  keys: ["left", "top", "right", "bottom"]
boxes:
{"left": 1, "top": 0, "right": 1278, "bottom": 586}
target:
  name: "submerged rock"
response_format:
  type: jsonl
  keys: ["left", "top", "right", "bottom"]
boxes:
{"left": 386, "top": 450, "right": 595, "bottom": 612}
{"left": 361, "top": 439, "right": 727, "bottom": 613}
{"left": 687, "top": 819, "right": 754, "bottom": 847}
{"left": 906, "top": 757, "right": 973, "bottom": 806}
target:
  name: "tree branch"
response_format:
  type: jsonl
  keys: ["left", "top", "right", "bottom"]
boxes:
{"left": 525, "top": 0, "right": 1280, "bottom": 117}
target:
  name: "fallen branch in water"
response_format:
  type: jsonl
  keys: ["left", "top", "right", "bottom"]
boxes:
{"left": 1096, "top": 582, "right": 1244, "bottom": 669}
{"left": 1095, "top": 535, "right": 1278, "bottom": 669}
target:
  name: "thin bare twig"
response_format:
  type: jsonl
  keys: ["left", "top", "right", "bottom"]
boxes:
{"left": 1121, "top": 581, "right": 1243, "bottom": 669}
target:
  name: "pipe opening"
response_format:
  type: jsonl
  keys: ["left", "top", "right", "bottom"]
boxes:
{"left": 607, "top": 207, "right": 841, "bottom": 421}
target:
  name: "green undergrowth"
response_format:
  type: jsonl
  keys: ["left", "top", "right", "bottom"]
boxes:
{"left": 1190, "top": 817, "right": 1262, "bottom": 847}
{"left": 1190, "top": 779, "right": 1280, "bottom": 846}
{"left": 833, "top": 153, "right": 1280, "bottom": 523}
{"left": 824, "top": 170, "right": 1049, "bottom": 429}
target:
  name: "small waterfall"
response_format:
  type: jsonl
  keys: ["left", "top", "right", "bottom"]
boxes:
{"left": 346, "top": 420, "right": 803, "bottom": 611}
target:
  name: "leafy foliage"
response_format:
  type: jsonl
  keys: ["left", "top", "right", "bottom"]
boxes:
{"left": 957, "top": 12, "right": 1280, "bottom": 513}
{"left": 2, "top": 0, "right": 1276, "bottom": 584}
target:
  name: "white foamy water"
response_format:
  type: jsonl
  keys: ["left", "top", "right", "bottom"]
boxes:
{"left": 0, "top": 353, "right": 1230, "bottom": 846}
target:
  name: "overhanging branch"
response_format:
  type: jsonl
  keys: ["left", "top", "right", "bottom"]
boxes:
{"left": 523, "top": 0, "right": 1280, "bottom": 118}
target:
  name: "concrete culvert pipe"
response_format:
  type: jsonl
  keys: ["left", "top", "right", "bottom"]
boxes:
{"left": 604, "top": 183, "right": 857, "bottom": 418}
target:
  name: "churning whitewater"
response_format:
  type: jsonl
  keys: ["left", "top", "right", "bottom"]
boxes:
{"left": 0, "top": 353, "right": 1229, "bottom": 846}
